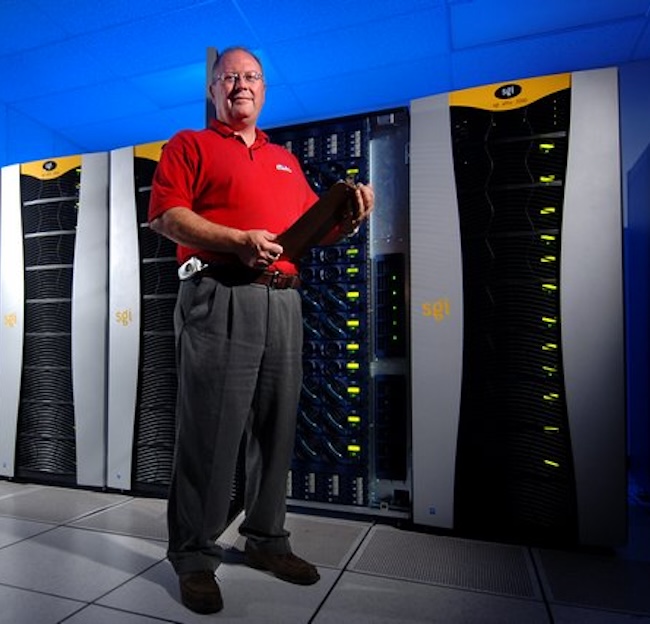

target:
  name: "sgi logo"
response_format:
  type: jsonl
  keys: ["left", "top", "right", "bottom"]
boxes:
{"left": 495, "top": 83, "right": 522, "bottom": 100}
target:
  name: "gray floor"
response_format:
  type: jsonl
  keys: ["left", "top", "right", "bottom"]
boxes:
{"left": 0, "top": 480, "right": 649, "bottom": 623}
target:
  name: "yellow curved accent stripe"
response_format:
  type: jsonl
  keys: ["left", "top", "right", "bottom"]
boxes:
{"left": 134, "top": 139, "right": 168, "bottom": 162}
{"left": 450, "top": 73, "right": 571, "bottom": 111}
{"left": 20, "top": 154, "right": 82, "bottom": 179}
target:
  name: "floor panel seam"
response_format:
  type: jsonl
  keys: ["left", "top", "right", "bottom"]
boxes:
{"left": 307, "top": 520, "right": 376, "bottom": 623}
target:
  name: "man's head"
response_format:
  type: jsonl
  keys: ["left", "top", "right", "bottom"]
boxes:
{"left": 209, "top": 47, "right": 266, "bottom": 130}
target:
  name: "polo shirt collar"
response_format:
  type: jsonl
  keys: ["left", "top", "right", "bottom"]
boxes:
{"left": 209, "top": 118, "right": 269, "bottom": 149}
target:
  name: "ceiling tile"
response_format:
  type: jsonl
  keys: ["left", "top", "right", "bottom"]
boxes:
{"left": 285, "top": 55, "right": 450, "bottom": 126}
{"left": 450, "top": 19, "right": 646, "bottom": 90}
{"left": 0, "top": 39, "right": 111, "bottom": 102}
{"left": 450, "top": 0, "right": 650, "bottom": 49}
{"left": 0, "top": 0, "right": 68, "bottom": 56}
{"left": 239, "top": 0, "right": 443, "bottom": 43}
{"left": 75, "top": 3, "right": 258, "bottom": 78}
{"left": 57, "top": 102, "right": 204, "bottom": 152}
{"left": 10, "top": 80, "right": 159, "bottom": 129}
{"left": 265, "top": 8, "right": 447, "bottom": 85}
{"left": 256, "top": 84, "right": 309, "bottom": 130}
{"left": 128, "top": 63, "right": 206, "bottom": 108}
{"left": 27, "top": 0, "right": 214, "bottom": 36}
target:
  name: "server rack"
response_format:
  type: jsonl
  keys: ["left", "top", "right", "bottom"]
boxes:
{"left": 0, "top": 154, "right": 109, "bottom": 487}
{"left": 410, "top": 68, "right": 626, "bottom": 547}
{"left": 268, "top": 108, "right": 411, "bottom": 515}
{"left": 108, "top": 141, "right": 177, "bottom": 494}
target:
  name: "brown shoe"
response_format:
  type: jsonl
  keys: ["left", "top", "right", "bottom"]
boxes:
{"left": 179, "top": 571, "right": 223, "bottom": 614}
{"left": 245, "top": 546, "right": 320, "bottom": 585}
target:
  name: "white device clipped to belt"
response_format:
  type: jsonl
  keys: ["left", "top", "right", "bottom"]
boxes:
{"left": 178, "top": 257, "right": 207, "bottom": 281}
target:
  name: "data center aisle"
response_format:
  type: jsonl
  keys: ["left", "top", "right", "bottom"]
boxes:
{"left": 0, "top": 481, "right": 649, "bottom": 624}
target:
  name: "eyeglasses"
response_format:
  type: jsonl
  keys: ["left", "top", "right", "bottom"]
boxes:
{"left": 215, "top": 71, "right": 264, "bottom": 85}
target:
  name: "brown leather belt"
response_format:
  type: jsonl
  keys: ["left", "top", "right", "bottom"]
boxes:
{"left": 201, "top": 264, "right": 301, "bottom": 289}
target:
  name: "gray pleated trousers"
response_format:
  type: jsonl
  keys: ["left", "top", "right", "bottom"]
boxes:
{"left": 167, "top": 276, "right": 303, "bottom": 574}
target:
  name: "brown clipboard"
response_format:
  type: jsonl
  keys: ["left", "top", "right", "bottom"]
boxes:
{"left": 277, "top": 181, "right": 356, "bottom": 261}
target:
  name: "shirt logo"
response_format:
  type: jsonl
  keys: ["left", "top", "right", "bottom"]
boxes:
{"left": 276, "top": 163, "right": 293, "bottom": 173}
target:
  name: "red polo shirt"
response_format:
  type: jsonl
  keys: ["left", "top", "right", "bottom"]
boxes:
{"left": 148, "top": 119, "right": 318, "bottom": 274}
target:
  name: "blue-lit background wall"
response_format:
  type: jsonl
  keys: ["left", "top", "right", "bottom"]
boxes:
{"left": 620, "top": 59, "right": 650, "bottom": 499}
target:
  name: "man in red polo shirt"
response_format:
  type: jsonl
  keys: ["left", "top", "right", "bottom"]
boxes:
{"left": 149, "top": 46, "right": 373, "bottom": 614}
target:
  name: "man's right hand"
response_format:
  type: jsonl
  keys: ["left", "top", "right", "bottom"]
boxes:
{"left": 237, "top": 229, "right": 284, "bottom": 268}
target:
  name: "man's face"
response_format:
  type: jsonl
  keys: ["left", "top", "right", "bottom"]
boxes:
{"left": 210, "top": 50, "right": 265, "bottom": 128}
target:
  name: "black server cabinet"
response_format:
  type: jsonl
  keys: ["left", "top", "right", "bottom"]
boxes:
{"left": 132, "top": 143, "right": 178, "bottom": 493}
{"left": 449, "top": 80, "right": 577, "bottom": 543}
{"left": 411, "top": 69, "right": 626, "bottom": 547}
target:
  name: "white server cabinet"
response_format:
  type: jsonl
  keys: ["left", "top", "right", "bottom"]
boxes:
{"left": 107, "top": 141, "right": 176, "bottom": 493}
{"left": 107, "top": 146, "right": 142, "bottom": 490}
{"left": 0, "top": 153, "right": 109, "bottom": 487}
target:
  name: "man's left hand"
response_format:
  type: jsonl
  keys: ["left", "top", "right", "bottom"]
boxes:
{"left": 342, "top": 183, "right": 374, "bottom": 236}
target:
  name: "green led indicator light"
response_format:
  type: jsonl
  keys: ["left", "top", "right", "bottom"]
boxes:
{"left": 541, "top": 207, "right": 556, "bottom": 215}
{"left": 544, "top": 459, "right": 560, "bottom": 468}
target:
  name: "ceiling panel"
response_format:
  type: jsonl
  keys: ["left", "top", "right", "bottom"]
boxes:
{"left": 265, "top": 8, "right": 446, "bottom": 85}
{"left": 10, "top": 80, "right": 158, "bottom": 129}
{"left": 284, "top": 54, "right": 451, "bottom": 127}
{"left": 449, "top": 0, "right": 650, "bottom": 48}
{"left": 27, "top": 0, "right": 214, "bottom": 36}
{"left": 0, "top": 0, "right": 68, "bottom": 55}
{"left": 257, "top": 83, "right": 310, "bottom": 129}
{"left": 450, "top": 18, "right": 648, "bottom": 90}
{"left": 0, "top": 38, "right": 111, "bottom": 102}
{"left": 128, "top": 63, "right": 206, "bottom": 108}
{"left": 72, "top": 3, "right": 258, "bottom": 79}
{"left": 58, "top": 102, "right": 204, "bottom": 151}
{"left": 238, "top": 0, "right": 442, "bottom": 44}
